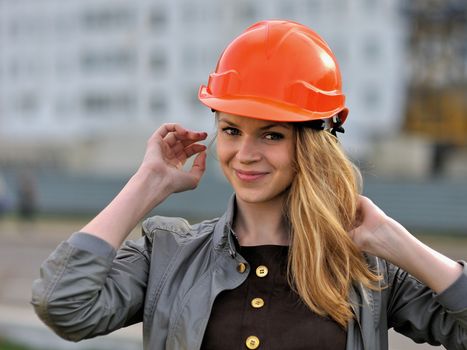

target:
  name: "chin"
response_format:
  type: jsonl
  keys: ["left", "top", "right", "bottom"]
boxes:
{"left": 235, "top": 189, "right": 288, "bottom": 205}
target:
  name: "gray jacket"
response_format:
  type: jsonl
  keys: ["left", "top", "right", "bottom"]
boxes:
{"left": 32, "top": 197, "right": 467, "bottom": 349}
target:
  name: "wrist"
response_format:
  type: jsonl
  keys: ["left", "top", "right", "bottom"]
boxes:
{"left": 132, "top": 167, "right": 173, "bottom": 207}
{"left": 79, "top": 167, "right": 173, "bottom": 249}
{"left": 369, "top": 218, "right": 413, "bottom": 263}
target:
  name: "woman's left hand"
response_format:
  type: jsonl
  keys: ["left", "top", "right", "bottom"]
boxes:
{"left": 348, "top": 195, "right": 402, "bottom": 261}
{"left": 349, "top": 195, "right": 462, "bottom": 294}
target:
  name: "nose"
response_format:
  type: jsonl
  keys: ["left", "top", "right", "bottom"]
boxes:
{"left": 236, "top": 136, "right": 262, "bottom": 164}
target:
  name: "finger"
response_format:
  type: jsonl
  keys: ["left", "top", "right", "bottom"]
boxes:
{"left": 179, "top": 144, "right": 207, "bottom": 159}
{"left": 164, "top": 132, "right": 208, "bottom": 150}
{"left": 149, "top": 123, "right": 206, "bottom": 145}
{"left": 159, "top": 123, "right": 207, "bottom": 141}
{"left": 178, "top": 132, "right": 208, "bottom": 147}
{"left": 156, "top": 123, "right": 188, "bottom": 139}
{"left": 147, "top": 124, "right": 179, "bottom": 147}
{"left": 171, "top": 142, "right": 186, "bottom": 157}
{"left": 189, "top": 151, "right": 207, "bottom": 181}
{"left": 148, "top": 124, "right": 188, "bottom": 149}
{"left": 359, "top": 195, "right": 387, "bottom": 220}
{"left": 164, "top": 132, "right": 179, "bottom": 147}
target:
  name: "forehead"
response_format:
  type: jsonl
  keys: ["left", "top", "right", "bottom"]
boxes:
{"left": 217, "top": 112, "right": 291, "bottom": 129}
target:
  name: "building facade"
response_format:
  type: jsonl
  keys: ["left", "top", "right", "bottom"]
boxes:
{"left": 0, "top": 0, "right": 406, "bottom": 173}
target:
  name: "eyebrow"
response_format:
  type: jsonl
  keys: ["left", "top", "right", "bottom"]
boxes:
{"left": 218, "top": 118, "right": 291, "bottom": 130}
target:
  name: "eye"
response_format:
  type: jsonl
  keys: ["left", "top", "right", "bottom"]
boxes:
{"left": 264, "top": 132, "right": 284, "bottom": 141}
{"left": 222, "top": 127, "right": 241, "bottom": 136}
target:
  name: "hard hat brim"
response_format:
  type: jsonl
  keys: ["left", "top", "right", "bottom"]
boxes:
{"left": 198, "top": 85, "right": 348, "bottom": 123}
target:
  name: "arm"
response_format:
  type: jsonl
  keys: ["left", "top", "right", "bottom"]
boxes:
{"left": 350, "top": 196, "right": 467, "bottom": 347}
{"left": 349, "top": 196, "right": 462, "bottom": 294}
{"left": 384, "top": 259, "right": 467, "bottom": 347}
{"left": 32, "top": 123, "right": 208, "bottom": 340}
{"left": 32, "top": 234, "right": 150, "bottom": 341}
{"left": 81, "top": 123, "right": 207, "bottom": 249}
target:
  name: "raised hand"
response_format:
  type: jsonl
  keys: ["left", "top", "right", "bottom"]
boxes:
{"left": 349, "top": 195, "right": 462, "bottom": 293}
{"left": 80, "top": 123, "right": 208, "bottom": 248}
{"left": 139, "top": 123, "right": 208, "bottom": 193}
{"left": 348, "top": 196, "right": 392, "bottom": 258}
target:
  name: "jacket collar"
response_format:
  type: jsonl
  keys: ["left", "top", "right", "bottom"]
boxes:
{"left": 213, "top": 194, "right": 238, "bottom": 257}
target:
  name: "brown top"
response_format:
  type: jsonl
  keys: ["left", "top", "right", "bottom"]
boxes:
{"left": 201, "top": 245, "right": 346, "bottom": 350}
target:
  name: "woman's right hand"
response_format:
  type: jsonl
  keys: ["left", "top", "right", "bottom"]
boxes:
{"left": 138, "top": 123, "right": 208, "bottom": 194}
{"left": 80, "top": 123, "right": 207, "bottom": 248}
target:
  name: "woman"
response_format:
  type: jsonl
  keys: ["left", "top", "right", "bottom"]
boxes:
{"left": 32, "top": 20, "right": 467, "bottom": 349}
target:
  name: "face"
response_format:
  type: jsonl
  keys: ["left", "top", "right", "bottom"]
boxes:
{"left": 216, "top": 112, "right": 295, "bottom": 206}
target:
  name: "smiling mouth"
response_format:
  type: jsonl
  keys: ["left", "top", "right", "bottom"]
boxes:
{"left": 235, "top": 170, "right": 268, "bottom": 182}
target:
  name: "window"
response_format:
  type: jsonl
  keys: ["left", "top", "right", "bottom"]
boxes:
{"left": 8, "top": 18, "right": 43, "bottom": 38}
{"left": 149, "top": 8, "right": 167, "bottom": 31}
{"left": 81, "top": 50, "right": 135, "bottom": 72}
{"left": 82, "top": 92, "right": 135, "bottom": 116}
{"left": 149, "top": 50, "right": 167, "bottom": 75}
{"left": 181, "top": 2, "right": 222, "bottom": 26}
{"left": 149, "top": 93, "right": 167, "bottom": 115}
{"left": 81, "top": 7, "right": 135, "bottom": 30}
{"left": 182, "top": 44, "right": 217, "bottom": 72}
{"left": 15, "top": 92, "right": 39, "bottom": 114}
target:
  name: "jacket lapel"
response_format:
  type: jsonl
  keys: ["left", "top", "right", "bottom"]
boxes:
{"left": 348, "top": 283, "right": 376, "bottom": 350}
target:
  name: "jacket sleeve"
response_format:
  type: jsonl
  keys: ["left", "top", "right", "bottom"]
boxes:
{"left": 31, "top": 232, "right": 151, "bottom": 342}
{"left": 386, "top": 260, "right": 467, "bottom": 348}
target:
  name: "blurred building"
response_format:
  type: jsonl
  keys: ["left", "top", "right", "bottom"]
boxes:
{"left": 371, "top": 0, "right": 467, "bottom": 179}
{"left": 0, "top": 0, "right": 406, "bottom": 175}
{"left": 1, "top": 0, "right": 467, "bottom": 234}
{"left": 403, "top": 0, "right": 467, "bottom": 176}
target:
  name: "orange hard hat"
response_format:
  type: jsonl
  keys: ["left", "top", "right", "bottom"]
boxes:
{"left": 198, "top": 20, "right": 348, "bottom": 125}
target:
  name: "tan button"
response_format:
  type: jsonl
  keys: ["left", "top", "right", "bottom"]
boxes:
{"left": 245, "top": 335, "right": 260, "bottom": 349}
{"left": 256, "top": 265, "right": 268, "bottom": 277}
{"left": 251, "top": 297, "right": 265, "bottom": 308}
{"left": 237, "top": 262, "right": 247, "bottom": 273}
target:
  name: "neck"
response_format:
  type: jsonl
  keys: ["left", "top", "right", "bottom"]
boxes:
{"left": 233, "top": 195, "right": 290, "bottom": 246}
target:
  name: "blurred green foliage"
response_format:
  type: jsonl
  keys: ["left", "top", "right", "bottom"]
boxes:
{"left": 0, "top": 339, "right": 33, "bottom": 350}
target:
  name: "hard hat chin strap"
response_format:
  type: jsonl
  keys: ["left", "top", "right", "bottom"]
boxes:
{"left": 302, "top": 115, "right": 345, "bottom": 137}
{"left": 329, "top": 115, "right": 345, "bottom": 136}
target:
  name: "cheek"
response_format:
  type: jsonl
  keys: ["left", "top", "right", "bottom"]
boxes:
{"left": 216, "top": 138, "right": 231, "bottom": 166}
{"left": 216, "top": 142, "right": 234, "bottom": 183}
{"left": 278, "top": 143, "right": 295, "bottom": 169}
{"left": 216, "top": 139, "right": 224, "bottom": 162}
{"left": 279, "top": 147, "right": 296, "bottom": 183}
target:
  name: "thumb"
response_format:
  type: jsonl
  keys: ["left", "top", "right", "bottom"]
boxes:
{"left": 189, "top": 151, "right": 207, "bottom": 183}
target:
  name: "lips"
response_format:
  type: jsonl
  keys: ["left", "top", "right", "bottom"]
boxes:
{"left": 235, "top": 169, "right": 269, "bottom": 182}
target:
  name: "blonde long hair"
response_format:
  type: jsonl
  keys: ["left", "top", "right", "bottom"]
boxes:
{"left": 287, "top": 126, "right": 380, "bottom": 328}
